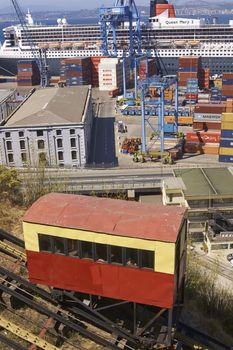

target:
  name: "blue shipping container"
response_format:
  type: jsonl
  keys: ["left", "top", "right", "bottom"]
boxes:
{"left": 179, "top": 68, "right": 197, "bottom": 72}
{"left": 219, "top": 155, "right": 233, "bottom": 163}
{"left": 222, "top": 79, "right": 233, "bottom": 85}
{"left": 220, "top": 139, "right": 233, "bottom": 148}
{"left": 221, "top": 130, "right": 233, "bottom": 139}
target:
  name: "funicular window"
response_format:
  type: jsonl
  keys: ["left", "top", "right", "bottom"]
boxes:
{"left": 81, "top": 241, "right": 93, "bottom": 259}
{"left": 125, "top": 248, "right": 138, "bottom": 267}
{"left": 54, "top": 237, "right": 66, "bottom": 255}
{"left": 38, "top": 234, "right": 52, "bottom": 253}
{"left": 67, "top": 239, "right": 80, "bottom": 257}
{"left": 110, "top": 245, "right": 123, "bottom": 264}
{"left": 95, "top": 243, "right": 108, "bottom": 263}
{"left": 140, "top": 250, "right": 154, "bottom": 270}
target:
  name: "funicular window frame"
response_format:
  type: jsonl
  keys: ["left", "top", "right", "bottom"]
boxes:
{"left": 37, "top": 234, "right": 155, "bottom": 270}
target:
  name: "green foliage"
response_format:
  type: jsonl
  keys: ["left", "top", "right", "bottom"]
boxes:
{"left": 185, "top": 255, "right": 233, "bottom": 336}
{"left": 0, "top": 165, "right": 21, "bottom": 202}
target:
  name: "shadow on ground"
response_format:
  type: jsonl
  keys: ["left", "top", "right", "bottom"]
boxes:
{"left": 88, "top": 117, "right": 118, "bottom": 168}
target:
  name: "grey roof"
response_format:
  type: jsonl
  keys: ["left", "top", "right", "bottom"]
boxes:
{"left": 5, "top": 86, "right": 90, "bottom": 127}
{"left": 0, "top": 90, "right": 13, "bottom": 103}
{"left": 174, "top": 168, "right": 233, "bottom": 199}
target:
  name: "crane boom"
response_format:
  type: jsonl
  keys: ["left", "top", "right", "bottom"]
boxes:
{"left": 10, "top": 0, "right": 49, "bottom": 87}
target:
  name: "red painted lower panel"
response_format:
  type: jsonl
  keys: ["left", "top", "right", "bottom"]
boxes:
{"left": 27, "top": 251, "right": 175, "bottom": 308}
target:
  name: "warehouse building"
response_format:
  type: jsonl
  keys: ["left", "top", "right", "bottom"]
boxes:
{"left": 0, "top": 86, "right": 93, "bottom": 168}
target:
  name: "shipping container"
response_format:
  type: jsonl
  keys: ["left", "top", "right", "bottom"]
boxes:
{"left": 219, "top": 139, "right": 233, "bottom": 148}
{"left": 186, "top": 131, "right": 220, "bottom": 143}
{"left": 202, "top": 144, "right": 219, "bottom": 155}
{"left": 193, "top": 121, "right": 221, "bottom": 130}
{"left": 221, "top": 121, "right": 233, "bottom": 130}
{"left": 219, "top": 155, "right": 233, "bottom": 163}
{"left": 221, "top": 113, "right": 233, "bottom": 122}
{"left": 219, "top": 147, "right": 233, "bottom": 156}
{"left": 221, "top": 129, "right": 233, "bottom": 139}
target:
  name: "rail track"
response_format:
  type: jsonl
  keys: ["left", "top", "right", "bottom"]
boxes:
{"left": 0, "top": 229, "right": 232, "bottom": 350}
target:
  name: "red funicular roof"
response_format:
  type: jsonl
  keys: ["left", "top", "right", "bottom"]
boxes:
{"left": 23, "top": 193, "right": 186, "bottom": 243}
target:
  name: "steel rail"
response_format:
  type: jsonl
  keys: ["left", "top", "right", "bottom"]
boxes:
{"left": 0, "top": 333, "right": 28, "bottom": 350}
{"left": 0, "top": 282, "right": 127, "bottom": 350}
{"left": 0, "top": 316, "right": 59, "bottom": 350}
{"left": 0, "top": 240, "right": 27, "bottom": 262}
{"left": 0, "top": 228, "right": 25, "bottom": 248}
{"left": 0, "top": 267, "right": 138, "bottom": 346}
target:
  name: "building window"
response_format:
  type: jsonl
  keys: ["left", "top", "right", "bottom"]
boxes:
{"left": 125, "top": 247, "right": 138, "bottom": 267}
{"left": 37, "top": 130, "right": 43, "bottom": 137}
{"left": 56, "top": 130, "right": 62, "bottom": 136}
{"left": 37, "top": 140, "right": 45, "bottom": 150}
{"left": 54, "top": 237, "right": 66, "bottom": 255}
{"left": 5, "top": 132, "right": 10, "bottom": 138}
{"left": 57, "top": 139, "right": 63, "bottom": 148}
{"left": 71, "top": 151, "right": 77, "bottom": 160}
{"left": 38, "top": 234, "right": 52, "bottom": 253}
{"left": 95, "top": 243, "right": 108, "bottom": 263}
{"left": 70, "top": 129, "right": 75, "bottom": 135}
{"left": 19, "top": 131, "right": 24, "bottom": 138}
{"left": 20, "top": 140, "right": 26, "bottom": 150}
{"left": 70, "top": 138, "right": 76, "bottom": 148}
{"left": 21, "top": 153, "right": 27, "bottom": 162}
{"left": 140, "top": 250, "right": 154, "bottom": 269}
{"left": 8, "top": 153, "right": 14, "bottom": 163}
{"left": 67, "top": 239, "right": 80, "bottom": 257}
{"left": 81, "top": 241, "right": 93, "bottom": 260}
{"left": 58, "top": 151, "right": 64, "bottom": 161}
{"left": 6, "top": 141, "right": 12, "bottom": 150}
{"left": 110, "top": 245, "right": 123, "bottom": 265}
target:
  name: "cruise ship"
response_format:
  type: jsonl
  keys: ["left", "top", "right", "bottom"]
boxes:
{"left": 0, "top": 0, "right": 233, "bottom": 76}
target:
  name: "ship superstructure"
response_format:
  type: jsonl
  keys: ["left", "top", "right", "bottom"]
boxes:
{"left": 0, "top": 0, "right": 233, "bottom": 75}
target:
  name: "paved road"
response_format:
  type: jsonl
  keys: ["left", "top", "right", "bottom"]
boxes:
{"left": 89, "top": 93, "right": 118, "bottom": 167}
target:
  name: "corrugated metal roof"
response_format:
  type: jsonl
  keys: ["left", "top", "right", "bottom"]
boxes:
{"left": 174, "top": 167, "right": 233, "bottom": 199}
{"left": 5, "top": 86, "right": 90, "bottom": 127}
{"left": 23, "top": 193, "right": 186, "bottom": 243}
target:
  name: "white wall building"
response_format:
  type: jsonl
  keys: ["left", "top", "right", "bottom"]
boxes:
{"left": 0, "top": 86, "right": 93, "bottom": 168}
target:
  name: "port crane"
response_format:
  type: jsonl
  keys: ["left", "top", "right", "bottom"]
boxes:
{"left": 10, "top": 0, "right": 49, "bottom": 87}
{"left": 99, "top": 0, "right": 141, "bottom": 57}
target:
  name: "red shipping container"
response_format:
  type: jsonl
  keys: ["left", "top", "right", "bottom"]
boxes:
{"left": 186, "top": 131, "right": 221, "bottom": 143}
{"left": 222, "top": 72, "right": 233, "bottom": 79}
{"left": 193, "top": 122, "right": 221, "bottom": 130}
{"left": 194, "top": 104, "right": 226, "bottom": 114}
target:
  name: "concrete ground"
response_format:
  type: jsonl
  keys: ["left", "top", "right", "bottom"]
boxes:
{"left": 90, "top": 89, "right": 227, "bottom": 169}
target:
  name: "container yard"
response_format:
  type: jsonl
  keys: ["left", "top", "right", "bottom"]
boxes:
{"left": 1, "top": 1, "right": 233, "bottom": 349}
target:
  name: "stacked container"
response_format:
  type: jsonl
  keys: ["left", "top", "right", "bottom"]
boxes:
{"left": 185, "top": 78, "right": 198, "bottom": 102}
{"left": 226, "top": 99, "right": 233, "bottom": 113}
{"left": 99, "top": 58, "right": 126, "bottom": 92}
{"left": 178, "top": 56, "right": 202, "bottom": 87}
{"left": 193, "top": 103, "right": 226, "bottom": 130}
{"left": 17, "top": 60, "right": 40, "bottom": 86}
{"left": 219, "top": 113, "right": 233, "bottom": 163}
{"left": 90, "top": 56, "right": 108, "bottom": 87}
{"left": 210, "top": 87, "right": 222, "bottom": 102}
{"left": 138, "top": 59, "right": 157, "bottom": 81}
{"left": 60, "top": 58, "right": 91, "bottom": 86}
{"left": 199, "top": 68, "right": 210, "bottom": 89}
{"left": 222, "top": 72, "right": 233, "bottom": 99}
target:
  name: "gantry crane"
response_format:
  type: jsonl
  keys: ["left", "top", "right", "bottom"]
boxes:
{"left": 99, "top": 0, "right": 141, "bottom": 57}
{"left": 10, "top": 0, "right": 49, "bottom": 87}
